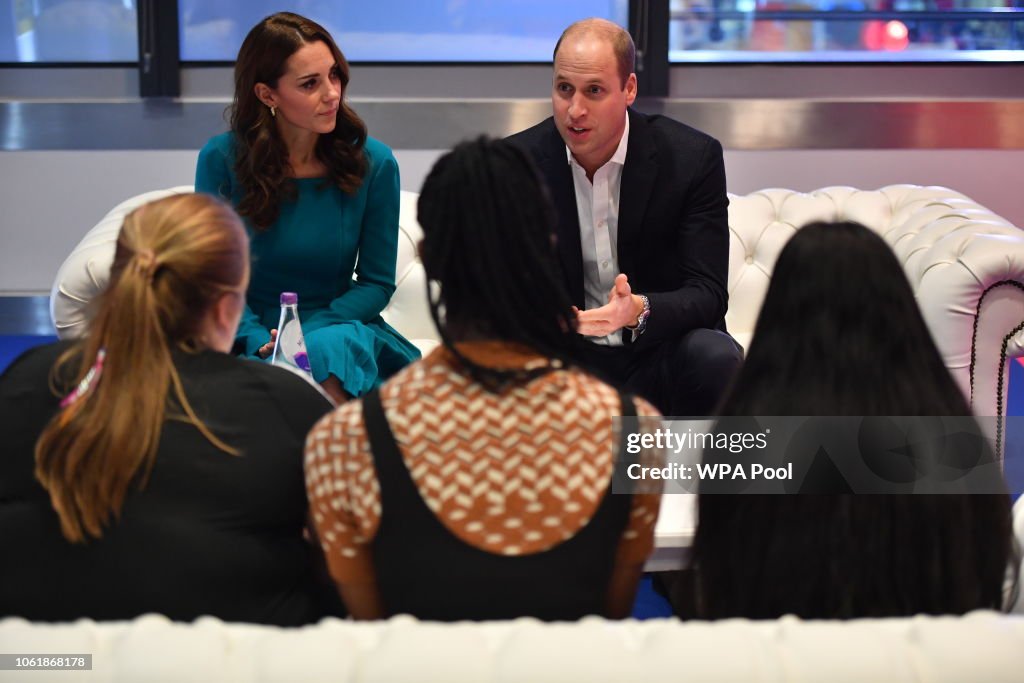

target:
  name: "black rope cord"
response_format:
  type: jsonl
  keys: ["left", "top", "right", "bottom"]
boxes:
{"left": 995, "top": 320, "right": 1024, "bottom": 459}
{"left": 968, "top": 280, "right": 1024, "bottom": 460}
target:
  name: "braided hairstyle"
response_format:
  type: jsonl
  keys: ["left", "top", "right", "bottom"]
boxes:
{"left": 417, "top": 137, "right": 584, "bottom": 389}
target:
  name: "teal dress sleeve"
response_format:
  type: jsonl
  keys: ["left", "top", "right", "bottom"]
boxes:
{"left": 194, "top": 134, "right": 419, "bottom": 393}
{"left": 195, "top": 135, "right": 272, "bottom": 358}
{"left": 194, "top": 137, "right": 233, "bottom": 200}
{"left": 302, "top": 149, "right": 400, "bottom": 329}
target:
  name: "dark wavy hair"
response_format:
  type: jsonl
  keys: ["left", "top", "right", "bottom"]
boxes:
{"left": 230, "top": 12, "right": 367, "bottom": 231}
{"left": 416, "top": 137, "right": 584, "bottom": 389}
{"left": 686, "top": 221, "right": 1017, "bottom": 619}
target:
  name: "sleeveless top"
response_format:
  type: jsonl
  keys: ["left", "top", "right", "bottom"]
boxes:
{"left": 362, "top": 386, "right": 636, "bottom": 621}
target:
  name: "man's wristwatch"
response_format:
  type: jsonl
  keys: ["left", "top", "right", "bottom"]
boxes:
{"left": 630, "top": 294, "right": 650, "bottom": 342}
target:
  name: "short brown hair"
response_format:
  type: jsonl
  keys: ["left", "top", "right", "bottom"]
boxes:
{"left": 553, "top": 18, "right": 635, "bottom": 88}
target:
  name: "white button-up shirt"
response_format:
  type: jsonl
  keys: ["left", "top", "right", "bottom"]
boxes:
{"left": 567, "top": 114, "right": 630, "bottom": 346}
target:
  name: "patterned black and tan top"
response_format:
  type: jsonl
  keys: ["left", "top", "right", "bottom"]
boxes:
{"left": 305, "top": 341, "right": 664, "bottom": 618}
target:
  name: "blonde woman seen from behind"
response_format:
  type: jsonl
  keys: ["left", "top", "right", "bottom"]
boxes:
{"left": 0, "top": 193, "right": 341, "bottom": 625}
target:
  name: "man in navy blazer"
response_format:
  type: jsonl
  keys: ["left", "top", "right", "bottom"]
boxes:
{"left": 507, "top": 18, "right": 742, "bottom": 416}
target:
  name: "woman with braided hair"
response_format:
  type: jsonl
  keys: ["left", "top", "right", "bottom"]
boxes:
{"left": 305, "top": 137, "right": 665, "bottom": 621}
{"left": 0, "top": 193, "right": 341, "bottom": 625}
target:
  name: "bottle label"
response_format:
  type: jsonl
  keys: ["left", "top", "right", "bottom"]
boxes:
{"left": 275, "top": 318, "right": 312, "bottom": 376}
{"left": 293, "top": 350, "right": 311, "bottom": 372}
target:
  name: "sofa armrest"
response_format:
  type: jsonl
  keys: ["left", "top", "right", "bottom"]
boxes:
{"left": 49, "top": 186, "right": 193, "bottom": 339}
{"left": 886, "top": 192, "right": 1024, "bottom": 452}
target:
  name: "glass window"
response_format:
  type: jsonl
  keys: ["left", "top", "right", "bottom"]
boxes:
{"left": 179, "top": 0, "right": 628, "bottom": 62}
{"left": 0, "top": 0, "right": 138, "bottom": 63}
{"left": 669, "top": 0, "right": 1024, "bottom": 62}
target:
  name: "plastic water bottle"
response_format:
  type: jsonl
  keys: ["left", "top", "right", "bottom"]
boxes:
{"left": 271, "top": 292, "right": 312, "bottom": 376}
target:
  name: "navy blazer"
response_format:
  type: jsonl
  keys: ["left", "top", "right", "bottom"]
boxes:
{"left": 507, "top": 108, "right": 730, "bottom": 350}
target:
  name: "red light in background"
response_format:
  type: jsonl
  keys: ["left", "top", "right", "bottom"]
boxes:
{"left": 862, "top": 20, "right": 910, "bottom": 51}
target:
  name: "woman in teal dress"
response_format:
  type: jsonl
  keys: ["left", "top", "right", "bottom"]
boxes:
{"left": 195, "top": 11, "right": 419, "bottom": 402}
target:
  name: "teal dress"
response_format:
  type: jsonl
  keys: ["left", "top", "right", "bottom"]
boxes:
{"left": 195, "top": 132, "right": 420, "bottom": 396}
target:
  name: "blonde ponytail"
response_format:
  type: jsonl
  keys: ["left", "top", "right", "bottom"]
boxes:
{"left": 35, "top": 194, "right": 248, "bottom": 542}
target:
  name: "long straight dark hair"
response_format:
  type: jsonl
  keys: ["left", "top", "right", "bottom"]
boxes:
{"left": 690, "top": 221, "right": 1016, "bottom": 619}
{"left": 230, "top": 12, "right": 367, "bottom": 230}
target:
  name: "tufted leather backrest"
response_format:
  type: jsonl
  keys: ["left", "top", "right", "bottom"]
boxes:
{"left": 722, "top": 185, "right": 1024, "bottom": 426}
{"left": 379, "top": 191, "right": 438, "bottom": 354}
{"left": 50, "top": 184, "right": 1024, "bottom": 418}
{"left": 725, "top": 185, "right": 1009, "bottom": 343}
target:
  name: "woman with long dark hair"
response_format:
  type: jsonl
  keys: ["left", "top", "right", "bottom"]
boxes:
{"left": 0, "top": 194, "right": 340, "bottom": 624}
{"left": 305, "top": 138, "right": 665, "bottom": 620}
{"left": 681, "top": 221, "right": 1017, "bottom": 619}
{"left": 196, "top": 11, "right": 419, "bottom": 403}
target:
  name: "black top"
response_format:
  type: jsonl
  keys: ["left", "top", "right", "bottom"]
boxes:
{"left": 0, "top": 341, "right": 339, "bottom": 625}
{"left": 361, "top": 387, "right": 635, "bottom": 621}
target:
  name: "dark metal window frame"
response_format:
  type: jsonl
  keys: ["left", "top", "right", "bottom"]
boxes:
{"left": 1, "top": 0, "right": 1021, "bottom": 99}
{"left": 137, "top": 0, "right": 180, "bottom": 97}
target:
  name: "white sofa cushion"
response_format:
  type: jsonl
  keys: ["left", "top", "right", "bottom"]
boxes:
{"left": 2, "top": 612, "right": 1023, "bottom": 682}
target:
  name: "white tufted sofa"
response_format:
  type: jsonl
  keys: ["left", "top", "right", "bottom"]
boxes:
{"left": 2, "top": 612, "right": 1024, "bottom": 682}
{"left": 725, "top": 186, "right": 1024, "bottom": 428}
{"left": 7, "top": 493, "right": 1024, "bottom": 681}
{"left": 31, "top": 187, "right": 1024, "bottom": 681}
{"left": 51, "top": 184, "right": 1024, "bottom": 423}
